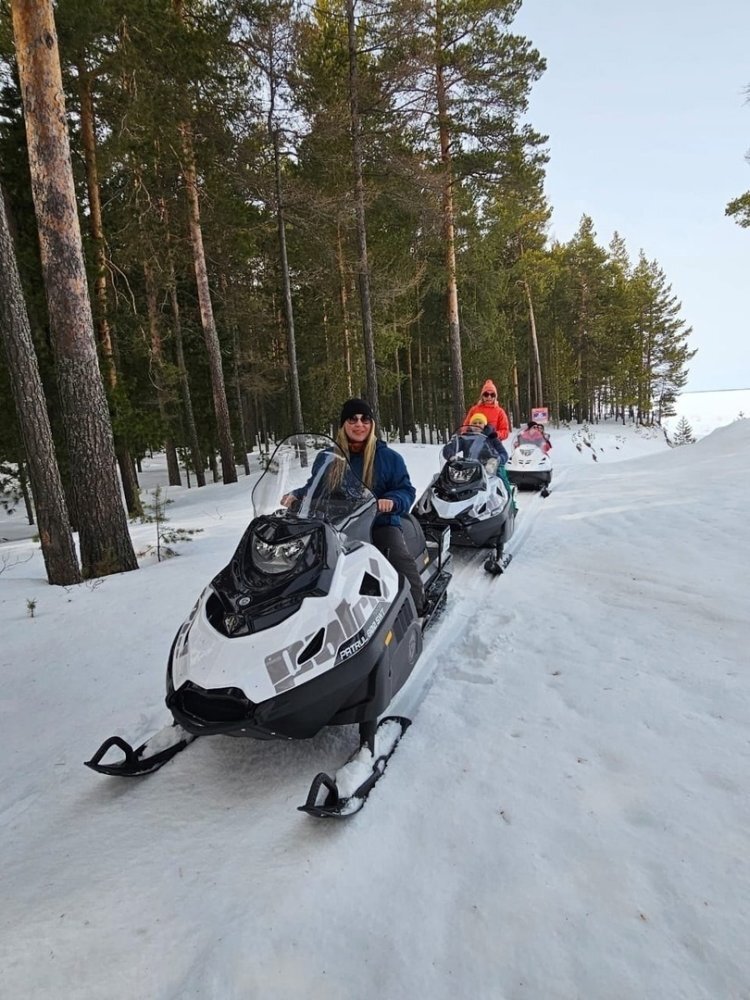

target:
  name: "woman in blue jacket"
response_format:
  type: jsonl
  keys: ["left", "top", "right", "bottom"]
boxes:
{"left": 283, "top": 398, "right": 425, "bottom": 615}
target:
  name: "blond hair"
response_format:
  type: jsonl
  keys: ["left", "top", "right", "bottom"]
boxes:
{"left": 328, "top": 422, "right": 377, "bottom": 491}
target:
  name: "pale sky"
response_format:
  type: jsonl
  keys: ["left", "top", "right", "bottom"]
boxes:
{"left": 514, "top": 0, "right": 750, "bottom": 391}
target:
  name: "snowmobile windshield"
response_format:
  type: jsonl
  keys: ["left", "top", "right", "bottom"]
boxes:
{"left": 251, "top": 434, "right": 376, "bottom": 525}
{"left": 441, "top": 426, "right": 498, "bottom": 475}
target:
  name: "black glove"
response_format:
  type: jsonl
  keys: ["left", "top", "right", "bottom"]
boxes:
{"left": 482, "top": 426, "right": 498, "bottom": 440}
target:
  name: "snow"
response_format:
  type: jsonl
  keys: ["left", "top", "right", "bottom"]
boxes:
{"left": 1, "top": 403, "right": 748, "bottom": 999}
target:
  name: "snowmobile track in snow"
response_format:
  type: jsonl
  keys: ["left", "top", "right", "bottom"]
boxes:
{"left": 367, "top": 470, "right": 567, "bottom": 809}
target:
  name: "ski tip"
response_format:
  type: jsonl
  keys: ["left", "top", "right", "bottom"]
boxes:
{"left": 297, "top": 797, "right": 365, "bottom": 819}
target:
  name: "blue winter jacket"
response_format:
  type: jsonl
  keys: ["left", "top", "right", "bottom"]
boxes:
{"left": 347, "top": 440, "right": 416, "bottom": 527}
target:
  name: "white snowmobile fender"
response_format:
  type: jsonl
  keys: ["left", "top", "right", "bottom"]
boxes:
{"left": 507, "top": 445, "right": 552, "bottom": 472}
{"left": 171, "top": 544, "right": 400, "bottom": 703}
{"left": 430, "top": 477, "right": 507, "bottom": 522}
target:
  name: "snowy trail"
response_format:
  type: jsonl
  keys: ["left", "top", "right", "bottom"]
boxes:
{"left": 389, "top": 478, "right": 555, "bottom": 723}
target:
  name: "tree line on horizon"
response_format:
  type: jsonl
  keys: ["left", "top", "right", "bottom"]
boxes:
{"left": 0, "top": 0, "right": 695, "bottom": 585}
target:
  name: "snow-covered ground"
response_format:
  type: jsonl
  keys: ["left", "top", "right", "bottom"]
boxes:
{"left": 1, "top": 410, "right": 748, "bottom": 999}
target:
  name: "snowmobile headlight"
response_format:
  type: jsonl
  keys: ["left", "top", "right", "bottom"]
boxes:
{"left": 251, "top": 531, "right": 313, "bottom": 574}
{"left": 447, "top": 464, "right": 478, "bottom": 484}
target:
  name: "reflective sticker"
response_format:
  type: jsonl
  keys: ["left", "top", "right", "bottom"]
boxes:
{"left": 336, "top": 605, "right": 387, "bottom": 662}
{"left": 335, "top": 600, "right": 357, "bottom": 636}
{"left": 264, "top": 592, "right": 388, "bottom": 693}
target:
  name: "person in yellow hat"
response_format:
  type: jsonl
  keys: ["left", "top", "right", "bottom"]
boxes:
{"left": 443, "top": 411, "right": 516, "bottom": 507}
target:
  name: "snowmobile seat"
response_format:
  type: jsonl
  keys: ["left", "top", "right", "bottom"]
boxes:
{"left": 399, "top": 513, "right": 429, "bottom": 564}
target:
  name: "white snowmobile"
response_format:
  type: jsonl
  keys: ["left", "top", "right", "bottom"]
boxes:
{"left": 506, "top": 427, "right": 553, "bottom": 495}
{"left": 413, "top": 428, "right": 515, "bottom": 574}
{"left": 85, "top": 435, "right": 452, "bottom": 818}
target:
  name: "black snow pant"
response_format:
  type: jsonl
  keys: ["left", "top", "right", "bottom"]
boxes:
{"left": 372, "top": 525, "right": 426, "bottom": 616}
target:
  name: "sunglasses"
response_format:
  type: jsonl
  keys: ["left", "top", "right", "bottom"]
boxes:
{"left": 482, "top": 392, "right": 496, "bottom": 398}
{"left": 346, "top": 415, "right": 372, "bottom": 425}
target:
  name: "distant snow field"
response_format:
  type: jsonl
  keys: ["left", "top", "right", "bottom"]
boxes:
{"left": 664, "top": 387, "right": 750, "bottom": 439}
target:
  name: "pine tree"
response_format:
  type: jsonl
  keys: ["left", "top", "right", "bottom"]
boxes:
{"left": 139, "top": 485, "right": 202, "bottom": 562}
{"left": 671, "top": 416, "right": 695, "bottom": 446}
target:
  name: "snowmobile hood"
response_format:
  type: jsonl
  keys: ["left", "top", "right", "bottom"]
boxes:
{"left": 169, "top": 544, "right": 400, "bottom": 706}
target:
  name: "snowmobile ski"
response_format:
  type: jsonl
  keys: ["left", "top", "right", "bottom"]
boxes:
{"left": 299, "top": 716, "right": 411, "bottom": 818}
{"left": 84, "top": 723, "right": 196, "bottom": 777}
{"left": 421, "top": 567, "right": 451, "bottom": 630}
{"left": 484, "top": 551, "right": 513, "bottom": 575}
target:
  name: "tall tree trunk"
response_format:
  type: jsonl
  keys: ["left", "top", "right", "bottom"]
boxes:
{"left": 231, "top": 322, "right": 251, "bottom": 476}
{"left": 346, "top": 0, "right": 380, "bottom": 422}
{"left": 336, "top": 221, "right": 354, "bottom": 396}
{"left": 426, "top": 344, "right": 435, "bottom": 444}
{"left": 415, "top": 293, "right": 427, "bottom": 442}
{"left": 144, "top": 262, "right": 181, "bottom": 485}
{"left": 272, "top": 129, "right": 304, "bottom": 436}
{"left": 221, "top": 276, "right": 251, "bottom": 476}
{"left": 78, "top": 68, "right": 142, "bottom": 516}
{"left": 171, "top": 286, "right": 206, "bottom": 487}
{"left": 394, "top": 342, "right": 405, "bottom": 442}
{"left": 522, "top": 276, "right": 544, "bottom": 407}
{"left": 179, "top": 123, "right": 236, "bottom": 483}
{"left": 405, "top": 339, "right": 417, "bottom": 442}
{"left": 11, "top": 0, "right": 137, "bottom": 577}
{"left": 0, "top": 186, "right": 81, "bottom": 584}
{"left": 17, "top": 459, "right": 34, "bottom": 524}
{"left": 511, "top": 356, "right": 521, "bottom": 428}
{"left": 434, "top": 3, "right": 465, "bottom": 428}
{"left": 77, "top": 70, "right": 115, "bottom": 382}
{"left": 163, "top": 225, "right": 205, "bottom": 487}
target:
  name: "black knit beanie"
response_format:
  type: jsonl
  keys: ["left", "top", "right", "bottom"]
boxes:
{"left": 339, "top": 398, "right": 374, "bottom": 426}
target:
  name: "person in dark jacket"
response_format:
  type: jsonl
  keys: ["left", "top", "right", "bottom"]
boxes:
{"left": 282, "top": 398, "right": 425, "bottom": 615}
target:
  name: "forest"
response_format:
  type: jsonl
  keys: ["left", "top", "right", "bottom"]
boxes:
{"left": 0, "top": 0, "right": 695, "bottom": 583}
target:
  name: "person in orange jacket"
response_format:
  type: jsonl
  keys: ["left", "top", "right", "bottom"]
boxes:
{"left": 463, "top": 380, "right": 510, "bottom": 440}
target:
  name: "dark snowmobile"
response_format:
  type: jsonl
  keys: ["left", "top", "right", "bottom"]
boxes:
{"left": 413, "top": 428, "right": 515, "bottom": 574}
{"left": 85, "top": 435, "right": 452, "bottom": 818}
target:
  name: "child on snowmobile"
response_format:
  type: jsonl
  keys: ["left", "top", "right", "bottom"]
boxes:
{"left": 281, "top": 398, "right": 426, "bottom": 615}
{"left": 443, "top": 413, "right": 497, "bottom": 462}
{"left": 443, "top": 414, "right": 516, "bottom": 509}
{"left": 462, "top": 379, "right": 511, "bottom": 440}
{"left": 515, "top": 421, "right": 552, "bottom": 453}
